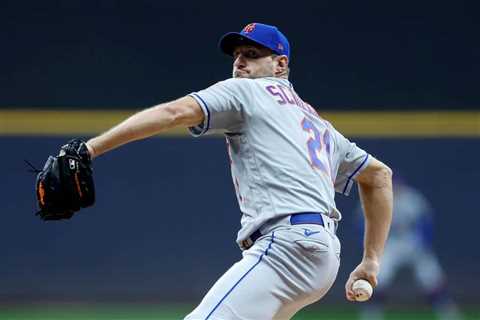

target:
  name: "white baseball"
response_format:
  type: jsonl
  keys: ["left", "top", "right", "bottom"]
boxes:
{"left": 352, "top": 279, "right": 373, "bottom": 302}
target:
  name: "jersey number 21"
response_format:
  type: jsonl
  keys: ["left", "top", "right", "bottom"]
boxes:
{"left": 301, "top": 117, "right": 333, "bottom": 179}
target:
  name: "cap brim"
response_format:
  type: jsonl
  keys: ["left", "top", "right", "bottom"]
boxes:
{"left": 218, "top": 32, "right": 266, "bottom": 56}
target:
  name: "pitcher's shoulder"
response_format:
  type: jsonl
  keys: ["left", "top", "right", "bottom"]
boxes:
{"left": 260, "top": 77, "right": 292, "bottom": 86}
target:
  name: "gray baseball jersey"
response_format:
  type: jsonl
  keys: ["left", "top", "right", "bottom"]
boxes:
{"left": 188, "top": 77, "right": 370, "bottom": 246}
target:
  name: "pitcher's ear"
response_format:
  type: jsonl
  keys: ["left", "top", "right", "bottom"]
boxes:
{"left": 274, "top": 55, "right": 289, "bottom": 76}
{"left": 277, "top": 55, "right": 289, "bottom": 68}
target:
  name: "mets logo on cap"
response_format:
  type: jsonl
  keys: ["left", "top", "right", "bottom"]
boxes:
{"left": 243, "top": 23, "right": 256, "bottom": 33}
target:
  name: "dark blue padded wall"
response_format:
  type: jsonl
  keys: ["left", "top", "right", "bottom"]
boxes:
{"left": 1, "top": 137, "right": 478, "bottom": 303}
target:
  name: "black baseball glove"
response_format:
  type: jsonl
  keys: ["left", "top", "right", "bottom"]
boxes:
{"left": 34, "top": 139, "right": 95, "bottom": 220}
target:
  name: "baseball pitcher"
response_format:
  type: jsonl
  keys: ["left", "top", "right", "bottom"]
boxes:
{"left": 36, "top": 23, "right": 393, "bottom": 319}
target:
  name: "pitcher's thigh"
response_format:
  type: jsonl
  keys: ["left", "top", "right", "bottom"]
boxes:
{"left": 185, "top": 230, "right": 339, "bottom": 320}
{"left": 185, "top": 238, "right": 285, "bottom": 320}
{"left": 272, "top": 227, "right": 340, "bottom": 319}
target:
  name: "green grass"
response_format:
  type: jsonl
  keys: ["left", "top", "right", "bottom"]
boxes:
{"left": 0, "top": 305, "right": 477, "bottom": 320}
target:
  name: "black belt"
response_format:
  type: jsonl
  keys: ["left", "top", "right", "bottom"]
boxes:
{"left": 249, "top": 212, "right": 325, "bottom": 244}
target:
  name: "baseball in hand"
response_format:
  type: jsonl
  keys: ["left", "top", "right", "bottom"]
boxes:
{"left": 352, "top": 279, "right": 373, "bottom": 302}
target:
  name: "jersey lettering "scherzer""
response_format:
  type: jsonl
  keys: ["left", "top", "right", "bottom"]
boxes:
{"left": 189, "top": 77, "right": 370, "bottom": 245}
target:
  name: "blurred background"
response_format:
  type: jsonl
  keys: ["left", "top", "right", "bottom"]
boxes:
{"left": 0, "top": 1, "right": 478, "bottom": 319}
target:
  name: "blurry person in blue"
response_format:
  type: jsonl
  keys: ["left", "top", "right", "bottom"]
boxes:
{"left": 357, "top": 175, "right": 463, "bottom": 320}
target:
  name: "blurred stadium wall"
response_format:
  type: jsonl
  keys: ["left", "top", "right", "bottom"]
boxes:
{"left": 1, "top": 124, "right": 479, "bottom": 306}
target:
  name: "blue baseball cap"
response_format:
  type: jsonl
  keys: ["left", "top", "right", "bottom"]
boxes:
{"left": 219, "top": 23, "right": 290, "bottom": 59}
